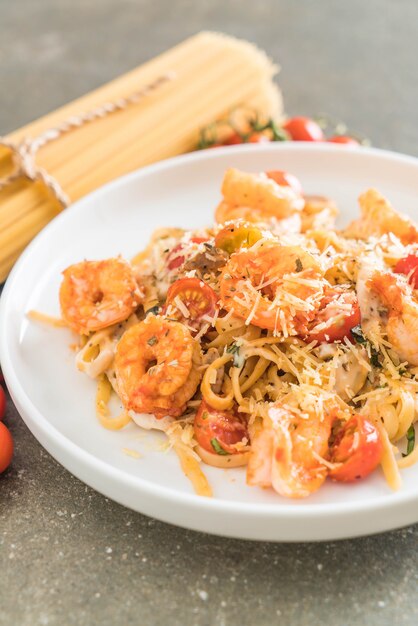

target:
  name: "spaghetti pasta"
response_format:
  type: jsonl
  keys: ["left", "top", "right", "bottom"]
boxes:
{"left": 31, "top": 166, "right": 418, "bottom": 498}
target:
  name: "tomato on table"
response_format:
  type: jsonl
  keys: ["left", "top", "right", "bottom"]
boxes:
{"left": 248, "top": 132, "right": 270, "bottom": 144}
{"left": 164, "top": 277, "right": 218, "bottom": 332}
{"left": 329, "top": 415, "right": 383, "bottom": 482}
{"left": 0, "top": 386, "right": 6, "bottom": 421}
{"left": 305, "top": 287, "right": 361, "bottom": 343}
{"left": 394, "top": 254, "right": 418, "bottom": 289}
{"left": 328, "top": 135, "right": 359, "bottom": 145}
{"left": 266, "top": 170, "right": 303, "bottom": 196}
{"left": 0, "top": 422, "right": 13, "bottom": 473}
{"left": 194, "top": 400, "right": 249, "bottom": 455}
{"left": 215, "top": 223, "right": 263, "bottom": 254}
{"left": 282, "top": 117, "right": 324, "bottom": 142}
{"left": 166, "top": 237, "right": 209, "bottom": 271}
{"left": 224, "top": 131, "right": 270, "bottom": 145}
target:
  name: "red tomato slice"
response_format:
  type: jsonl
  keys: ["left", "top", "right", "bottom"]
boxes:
{"left": 394, "top": 254, "right": 418, "bottom": 289}
{"left": 166, "top": 237, "right": 209, "bottom": 271}
{"left": 329, "top": 415, "right": 383, "bottom": 482}
{"left": 282, "top": 117, "right": 324, "bottom": 142}
{"left": 0, "top": 422, "right": 13, "bottom": 473}
{"left": 328, "top": 135, "right": 359, "bottom": 145}
{"left": 164, "top": 277, "right": 218, "bottom": 332}
{"left": 305, "top": 287, "right": 361, "bottom": 343}
{"left": 266, "top": 170, "right": 303, "bottom": 195}
{"left": 194, "top": 400, "right": 249, "bottom": 455}
{"left": 0, "top": 386, "right": 6, "bottom": 421}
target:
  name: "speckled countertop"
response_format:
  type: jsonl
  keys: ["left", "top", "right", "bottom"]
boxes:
{"left": 1, "top": 1, "right": 418, "bottom": 624}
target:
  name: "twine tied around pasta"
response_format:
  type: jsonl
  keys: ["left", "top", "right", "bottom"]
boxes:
{"left": 0, "top": 72, "right": 176, "bottom": 209}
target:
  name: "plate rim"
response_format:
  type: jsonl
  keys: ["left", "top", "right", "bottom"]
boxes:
{"left": 2, "top": 142, "right": 418, "bottom": 538}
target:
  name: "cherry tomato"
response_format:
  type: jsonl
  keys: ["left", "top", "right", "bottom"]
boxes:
{"left": 282, "top": 117, "right": 324, "bottom": 142}
{"left": 248, "top": 132, "right": 270, "bottom": 144}
{"left": 164, "top": 277, "right": 218, "bottom": 332}
{"left": 329, "top": 415, "right": 383, "bottom": 482}
{"left": 166, "top": 237, "right": 208, "bottom": 271}
{"left": 0, "top": 386, "right": 6, "bottom": 421}
{"left": 305, "top": 287, "right": 361, "bottom": 343}
{"left": 328, "top": 135, "right": 359, "bottom": 145}
{"left": 194, "top": 400, "right": 249, "bottom": 455}
{"left": 266, "top": 170, "right": 304, "bottom": 196}
{"left": 394, "top": 254, "right": 418, "bottom": 289}
{"left": 0, "top": 422, "right": 13, "bottom": 473}
{"left": 223, "top": 131, "right": 269, "bottom": 145}
{"left": 215, "top": 223, "right": 263, "bottom": 254}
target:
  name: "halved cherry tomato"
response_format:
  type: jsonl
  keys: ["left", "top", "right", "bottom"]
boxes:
{"left": 328, "top": 135, "right": 359, "bottom": 145}
{"left": 0, "top": 422, "right": 13, "bottom": 473}
{"left": 329, "top": 415, "right": 383, "bottom": 482}
{"left": 164, "top": 277, "right": 218, "bottom": 332}
{"left": 194, "top": 400, "right": 249, "bottom": 455}
{"left": 394, "top": 254, "right": 418, "bottom": 289}
{"left": 214, "top": 223, "right": 263, "bottom": 254}
{"left": 282, "top": 117, "right": 324, "bottom": 142}
{"left": 305, "top": 287, "right": 361, "bottom": 343}
{"left": 266, "top": 170, "right": 303, "bottom": 196}
{"left": 0, "top": 386, "right": 6, "bottom": 421}
{"left": 166, "top": 237, "right": 209, "bottom": 271}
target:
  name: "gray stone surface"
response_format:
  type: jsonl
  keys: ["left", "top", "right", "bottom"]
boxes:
{"left": 1, "top": 1, "right": 418, "bottom": 624}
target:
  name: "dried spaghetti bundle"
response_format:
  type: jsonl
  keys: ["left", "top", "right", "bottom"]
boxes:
{"left": 0, "top": 32, "right": 283, "bottom": 281}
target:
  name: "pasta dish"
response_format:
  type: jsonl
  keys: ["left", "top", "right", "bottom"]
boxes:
{"left": 31, "top": 167, "right": 418, "bottom": 498}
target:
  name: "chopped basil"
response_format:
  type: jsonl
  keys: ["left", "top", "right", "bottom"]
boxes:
{"left": 147, "top": 336, "right": 158, "bottom": 346}
{"left": 202, "top": 411, "right": 209, "bottom": 420}
{"left": 295, "top": 257, "right": 303, "bottom": 273}
{"left": 145, "top": 305, "right": 160, "bottom": 316}
{"left": 351, "top": 325, "right": 382, "bottom": 368}
{"left": 351, "top": 325, "right": 367, "bottom": 344}
{"left": 370, "top": 348, "right": 382, "bottom": 369}
{"left": 227, "top": 343, "right": 244, "bottom": 368}
{"left": 403, "top": 425, "right": 415, "bottom": 457}
{"left": 210, "top": 438, "right": 229, "bottom": 455}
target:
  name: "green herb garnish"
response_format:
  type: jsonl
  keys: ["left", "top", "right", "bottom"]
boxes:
{"left": 145, "top": 305, "right": 160, "bottom": 316}
{"left": 227, "top": 343, "right": 244, "bottom": 368}
{"left": 147, "top": 336, "right": 158, "bottom": 346}
{"left": 211, "top": 438, "right": 229, "bottom": 455}
{"left": 403, "top": 425, "right": 415, "bottom": 457}
{"left": 370, "top": 348, "right": 382, "bottom": 369}
{"left": 351, "top": 325, "right": 382, "bottom": 368}
{"left": 351, "top": 325, "right": 367, "bottom": 344}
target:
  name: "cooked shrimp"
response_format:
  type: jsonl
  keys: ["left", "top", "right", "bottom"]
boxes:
{"left": 368, "top": 271, "right": 418, "bottom": 366}
{"left": 115, "top": 316, "right": 202, "bottom": 417}
{"left": 247, "top": 398, "right": 337, "bottom": 498}
{"left": 60, "top": 258, "right": 142, "bottom": 335}
{"left": 220, "top": 241, "right": 325, "bottom": 334}
{"left": 300, "top": 195, "right": 339, "bottom": 232}
{"left": 344, "top": 189, "right": 418, "bottom": 244}
{"left": 215, "top": 168, "right": 304, "bottom": 223}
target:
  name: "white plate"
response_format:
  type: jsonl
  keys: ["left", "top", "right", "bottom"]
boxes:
{"left": 2, "top": 143, "right": 418, "bottom": 542}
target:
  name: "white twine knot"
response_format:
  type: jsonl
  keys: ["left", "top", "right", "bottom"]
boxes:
{"left": 0, "top": 72, "right": 176, "bottom": 209}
